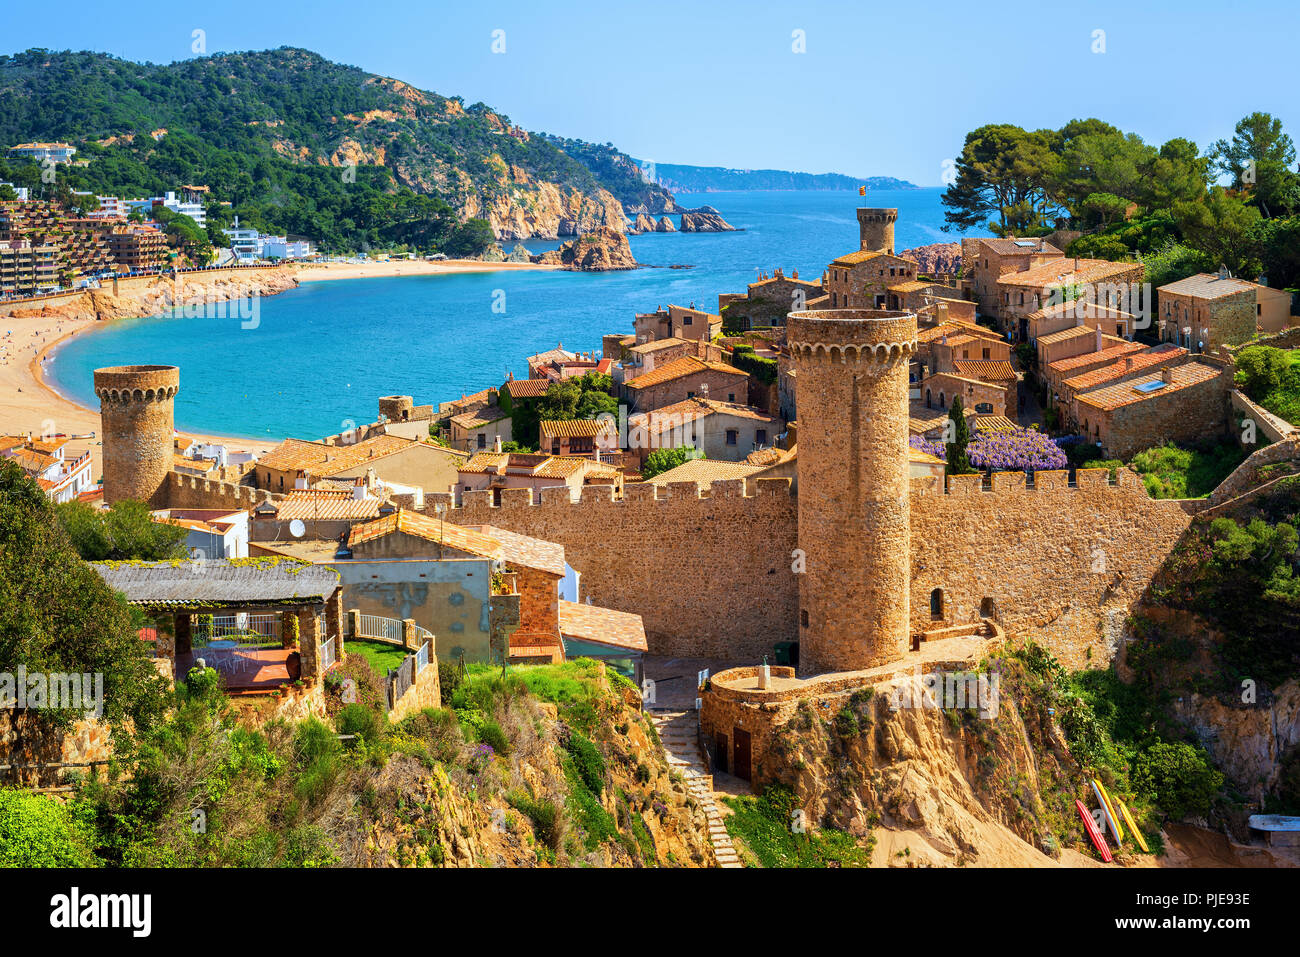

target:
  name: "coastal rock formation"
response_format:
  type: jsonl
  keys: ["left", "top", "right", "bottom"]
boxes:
{"left": 534, "top": 227, "right": 638, "bottom": 271}
{"left": 656, "top": 216, "right": 676, "bottom": 233}
{"left": 450, "top": 176, "right": 627, "bottom": 241}
{"left": 900, "top": 242, "right": 962, "bottom": 275}
{"left": 679, "top": 210, "right": 737, "bottom": 232}
{"left": 479, "top": 242, "right": 507, "bottom": 263}
{"left": 506, "top": 243, "right": 532, "bottom": 263}
{"left": 633, "top": 212, "right": 656, "bottom": 233}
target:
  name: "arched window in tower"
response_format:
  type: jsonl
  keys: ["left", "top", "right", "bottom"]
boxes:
{"left": 930, "top": 588, "right": 944, "bottom": 621}
{"left": 925, "top": 388, "right": 932, "bottom": 408}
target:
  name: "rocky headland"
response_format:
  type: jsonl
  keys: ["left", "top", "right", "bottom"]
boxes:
{"left": 679, "top": 207, "right": 738, "bottom": 232}
{"left": 534, "top": 227, "right": 638, "bottom": 271}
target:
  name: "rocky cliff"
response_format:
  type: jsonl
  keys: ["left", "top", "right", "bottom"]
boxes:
{"left": 900, "top": 242, "right": 962, "bottom": 275}
{"left": 535, "top": 227, "right": 638, "bottom": 271}
{"left": 679, "top": 209, "right": 737, "bottom": 232}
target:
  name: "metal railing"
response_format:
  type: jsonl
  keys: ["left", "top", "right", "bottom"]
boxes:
{"left": 321, "top": 636, "right": 337, "bottom": 672}
{"left": 358, "top": 614, "right": 403, "bottom": 644}
{"left": 194, "top": 613, "right": 281, "bottom": 648}
{"left": 414, "top": 640, "right": 430, "bottom": 674}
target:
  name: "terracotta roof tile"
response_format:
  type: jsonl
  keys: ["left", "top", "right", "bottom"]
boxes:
{"left": 997, "top": 257, "right": 1140, "bottom": 289}
{"left": 271, "top": 489, "right": 381, "bottom": 522}
{"left": 258, "top": 435, "right": 415, "bottom": 477}
{"left": 622, "top": 356, "right": 747, "bottom": 390}
{"left": 1075, "top": 362, "right": 1222, "bottom": 412}
{"left": 1157, "top": 272, "right": 1257, "bottom": 299}
{"left": 462, "top": 524, "right": 565, "bottom": 577}
{"left": 1062, "top": 345, "right": 1187, "bottom": 391}
{"left": 558, "top": 600, "right": 648, "bottom": 652}
{"left": 1047, "top": 341, "right": 1145, "bottom": 373}
{"left": 347, "top": 510, "right": 503, "bottom": 558}
{"left": 504, "top": 378, "right": 551, "bottom": 398}
{"left": 951, "top": 359, "right": 1018, "bottom": 382}
{"left": 540, "top": 419, "right": 609, "bottom": 439}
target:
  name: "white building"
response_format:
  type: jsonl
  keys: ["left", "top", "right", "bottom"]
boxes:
{"left": 151, "top": 508, "right": 251, "bottom": 560}
{"left": 0, "top": 435, "right": 94, "bottom": 503}
{"left": 7, "top": 142, "right": 76, "bottom": 164}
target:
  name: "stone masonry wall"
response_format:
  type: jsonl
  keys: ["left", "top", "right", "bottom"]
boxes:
{"left": 910, "top": 468, "right": 1197, "bottom": 669}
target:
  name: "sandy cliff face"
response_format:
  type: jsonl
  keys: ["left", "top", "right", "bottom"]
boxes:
{"left": 1174, "top": 681, "right": 1300, "bottom": 804}
{"left": 901, "top": 242, "right": 962, "bottom": 274}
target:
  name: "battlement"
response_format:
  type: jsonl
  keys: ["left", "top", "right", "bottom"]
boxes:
{"left": 93, "top": 364, "right": 180, "bottom": 403}
{"left": 909, "top": 467, "right": 1156, "bottom": 499}
{"left": 441, "top": 477, "right": 795, "bottom": 515}
{"left": 163, "top": 471, "right": 277, "bottom": 510}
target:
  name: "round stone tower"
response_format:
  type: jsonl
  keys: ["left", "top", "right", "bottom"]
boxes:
{"left": 378, "top": 395, "right": 414, "bottom": 422}
{"left": 93, "top": 365, "right": 180, "bottom": 506}
{"left": 856, "top": 207, "right": 898, "bottom": 255}
{"left": 786, "top": 309, "right": 917, "bottom": 674}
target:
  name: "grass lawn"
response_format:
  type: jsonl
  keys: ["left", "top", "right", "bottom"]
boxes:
{"left": 721, "top": 788, "right": 873, "bottom": 867}
{"left": 345, "top": 638, "right": 410, "bottom": 675}
{"left": 1126, "top": 441, "right": 1250, "bottom": 499}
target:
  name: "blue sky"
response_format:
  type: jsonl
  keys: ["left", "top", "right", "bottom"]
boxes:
{"left": 4, "top": 0, "right": 1297, "bottom": 185}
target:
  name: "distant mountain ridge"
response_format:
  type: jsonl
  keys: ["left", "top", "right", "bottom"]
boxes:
{"left": 637, "top": 162, "right": 917, "bottom": 193}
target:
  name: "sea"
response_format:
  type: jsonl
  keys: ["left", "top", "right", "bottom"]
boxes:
{"left": 47, "top": 188, "right": 964, "bottom": 440}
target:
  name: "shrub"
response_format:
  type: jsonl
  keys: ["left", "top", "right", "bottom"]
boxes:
{"left": 565, "top": 732, "right": 606, "bottom": 795}
{"left": 0, "top": 789, "right": 97, "bottom": 867}
{"left": 476, "top": 719, "right": 511, "bottom": 756}
{"left": 1131, "top": 741, "right": 1224, "bottom": 819}
{"left": 506, "top": 791, "right": 564, "bottom": 850}
{"left": 337, "top": 702, "right": 384, "bottom": 743}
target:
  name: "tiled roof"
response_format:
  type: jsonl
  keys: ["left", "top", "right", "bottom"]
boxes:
{"left": 831, "top": 249, "right": 887, "bottom": 266}
{"left": 744, "top": 444, "right": 797, "bottom": 467}
{"left": 1062, "top": 345, "right": 1187, "bottom": 392}
{"left": 937, "top": 334, "right": 978, "bottom": 349}
{"left": 1037, "top": 324, "right": 1108, "bottom": 346}
{"left": 533, "top": 456, "right": 601, "bottom": 480}
{"left": 462, "top": 524, "right": 565, "bottom": 577}
{"left": 540, "top": 419, "right": 609, "bottom": 439}
{"left": 1075, "top": 362, "right": 1222, "bottom": 412}
{"left": 4, "top": 448, "right": 57, "bottom": 473}
{"left": 258, "top": 435, "right": 414, "bottom": 477}
{"left": 446, "top": 388, "right": 495, "bottom": 410}
{"left": 951, "top": 359, "right": 1018, "bottom": 382}
{"left": 0, "top": 435, "right": 26, "bottom": 453}
{"left": 973, "top": 415, "right": 1018, "bottom": 434}
{"left": 997, "top": 257, "right": 1140, "bottom": 289}
{"left": 888, "top": 280, "right": 936, "bottom": 293}
{"left": 25, "top": 436, "right": 68, "bottom": 455}
{"left": 91, "top": 559, "right": 339, "bottom": 607}
{"left": 632, "top": 397, "right": 776, "bottom": 433}
{"left": 630, "top": 336, "right": 690, "bottom": 355}
{"left": 1157, "top": 272, "right": 1257, "bottom": 299}
{"left": 451, "top": 403, "right": 509, "bottom": 430}
{"left": 622, "top": 356, "right": 747, "bottom": 390}
{"left": 558, "top": 600, "right": 648, "bottom": 652}
{"left": 645, "top": 458, "right": 767, "bottom": 486}
{"left": 270, "top": 489, "right": 381, "bottom": 522}
{"left": 526, "top": 346, "right": 576, "bottom": 366}
{"left": 1048, "top": 341, "right": 1145, "bottom": 374}
{"left": 504, "top": 378, "right": 551, "bottom": 398}
{"left": 916, "top": 320, "right": 1003, "bottom": 344}
{"left": 347, "top": 510, "right": 503, "bottom": 558}
{"left": 1026, "top": 300, "right": 1135, "bottom": 322}
{"left": 908, "top": 447, "right": 944, "bottom": 465}
{"left": 975, "top": 237, "right": 1061, "bottom": 256}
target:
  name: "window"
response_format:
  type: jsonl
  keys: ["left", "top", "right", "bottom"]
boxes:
{"left": 980, "top": 597, "right": 996, "bottom": 619}
{"left": 756, "top": 429, "right": 767, "bottom": 445}
{"left": 982, "top": 347, "right": 990, "bottom": 359}
{"left": 477, "top": 433, "right": 486, "bottom": 449}
{"left": 930, "top": 588, "right": 944, "bottom": 621}
{"left": 939, "top": 392, "right": 946, "bottom": 409}
{"left": 975, "top": 402, "right": 993, "bottom": 413}
{"left": 800, "top": 609, "right": 809, "bottom": 628}
{"left": 925, "top": 388, "right": 932, "bottom": 408}
{"left": 726, "top": 429, "right": 738, "bottom": 446}
{"left": 727, "top": 393, "right": 736, "bottom": 402}
{"left": 687, "top": 391, "right": 695, "bottom": 399}
{"left": 683, "top": 315, "right": 693, "bottom": 325}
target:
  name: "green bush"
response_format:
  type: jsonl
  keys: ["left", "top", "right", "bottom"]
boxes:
{"left": 0, "top": 789, "right": 97, "bottom": 867}
{"left": 476, "top": 720, "right": 511, "bottom": 756}
{"left": 565, "top": 732, "right": 606, "bottom": 795}
{"left": 1131, "top": 742, "right": 1224, "bottom": 819}
{"left": 506, "top": 790, "right": 564, "bottom": 850}
{"left": 337, "top": 702, "right": 384, "bottom": 743}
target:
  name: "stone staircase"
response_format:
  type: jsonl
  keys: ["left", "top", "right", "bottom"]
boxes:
{"left": 648, "top": 708, "right": 742, "bottom": 868}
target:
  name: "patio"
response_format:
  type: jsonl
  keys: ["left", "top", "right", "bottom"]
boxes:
{"left": 92, "top": 559, "right": 345, "bottom": 694}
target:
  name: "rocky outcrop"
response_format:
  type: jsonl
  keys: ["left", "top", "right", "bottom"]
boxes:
{"left": 900, "top": 242, "right": 962, "bottom": 276}
{"left": 535, "top": 227, "right": 638, "bottom": 271}
{"left": 479, "top": 243, "right": 507, "bottom": 263}
{"left": 633, "top": 213, "right": 656, "bottom": 233}
{"left": 656, "top": 216, "right": 676, "bottom": 233}
{"left": 505, "top": 243, "right": 532, "bottom": 263}
{"left": 679, "top": 210, "right": 737, "bottom": 232}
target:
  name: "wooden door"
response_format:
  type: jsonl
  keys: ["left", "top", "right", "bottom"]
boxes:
{"left": 715, "top": 732, "right": 728, "bottom": 774}
{"left": 734, "top": 728, "right": 752, "bottom": 782}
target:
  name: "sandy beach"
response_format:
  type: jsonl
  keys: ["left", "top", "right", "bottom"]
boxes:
{"left": 294, "top": 258, "right": 559, "bottom": 282}
{"left": 1, "top": 258, "right": 563, "bottom": 480}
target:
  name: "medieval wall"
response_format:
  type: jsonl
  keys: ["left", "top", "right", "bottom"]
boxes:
{"left": 430, "top": 480, "right": 800, "bottom": 661}
{"left": 425, "top": 468, "right": 1199, "bottom": 671}
{"left": 910, "top": 468, "right": 1198, "bottom": 670}
{"left": 161, "top": 472, "right": 278, "bottom": 511}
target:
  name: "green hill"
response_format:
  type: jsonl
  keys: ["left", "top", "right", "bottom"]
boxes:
{"left": 0, "top": 47, "right": 677, "bottom": 253}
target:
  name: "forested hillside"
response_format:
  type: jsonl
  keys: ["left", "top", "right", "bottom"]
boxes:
{"left": 0, "top": 48, "right": 676, "bottom": 252}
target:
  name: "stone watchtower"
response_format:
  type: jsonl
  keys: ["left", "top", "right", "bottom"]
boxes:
{"left": 856, "top": 207, "right": 898, "bottom": 255}
{"left": 93, "top": 365, "right": 180, "bottom": 506}
{"left": 786, "top": 309, "right": 917, "bottom": 674}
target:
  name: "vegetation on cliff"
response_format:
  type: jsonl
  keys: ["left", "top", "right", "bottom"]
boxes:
{"left": 0, "top": 48, "right": 674, "bottom": 253}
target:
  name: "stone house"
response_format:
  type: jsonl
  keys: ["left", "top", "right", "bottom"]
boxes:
{"left": 918, "top": 372, "right": 1009, "bottom": 417}
{"left": 1036, "top": 324, "right": 1133, "bottom": 370}
{"left": 719, "top": 268, "right": 824, "bottom": 330}
{"left": 1073, "top": 362, "right": 1228, "bottom": 458}
{"left": 453, "top": 451, "right": 621, "bottom": 505}
{"left": 825, "top": 249, "right": 922, "bottom": 309}
{"left": 1060, "top": 345, "right": 1189, "bottom": 431}
{"left": 1043, "top": 339, "right": 1147, "bottom": 407}
{"left": 253, "top": 434, "right": 466, "bottom": 496}
{"left": 995, "top": 257, "right": 1145, "bottom": 340}
{"left": 1025, "top": 300, "right": 1138, "bottom": 342}
{"left": 1157, "top": 272, "right": 1294, "bottom": 351}
{"left": 633, "top": 304, "right": 722, "bottom": 342}
{"left": 539, "top": 418, "right": 617, "bottom": 458}
{"left": 625, "top": 397, "right": 781, "bottom": 466}
{"left": 449, "top": 403, "right": 512, "bottom": 453}
{"left": 619, "top": 355, "right": 751, "bottom": 413}
{"left": 960, "top": 236, "right": 1063, "bottom": 318}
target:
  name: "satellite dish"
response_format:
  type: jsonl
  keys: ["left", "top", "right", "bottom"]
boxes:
{"left": 289, "top": 519, "right": 306, "bottom": 539}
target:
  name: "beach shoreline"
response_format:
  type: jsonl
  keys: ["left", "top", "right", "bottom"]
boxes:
{"left": 4, "top": 258, "right": 563, "bottom": 473}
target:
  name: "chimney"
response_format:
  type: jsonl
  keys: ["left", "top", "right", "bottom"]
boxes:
{"left": 1125, "top": 357, "right": 1134, "bottom": 371}
{"left": 1161, "top": 367, "right": 1173, "bottom": 385}
{"left": 494, "top": 435, "right": 502, "bottom": 453}
{"left": 1095, "top": 327, "right": 1103, "bottom": 353}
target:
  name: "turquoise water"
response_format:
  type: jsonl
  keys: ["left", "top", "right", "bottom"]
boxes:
{"left": 49, "top": 188, "right": 964, "bottom": 439}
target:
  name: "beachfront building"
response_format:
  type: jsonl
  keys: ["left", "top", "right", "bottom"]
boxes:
{"left": 0, "top": 239, "right": 60, "bottom": 296}
{"left": 0, "top": 434, "right": 94, "bottom": 503}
